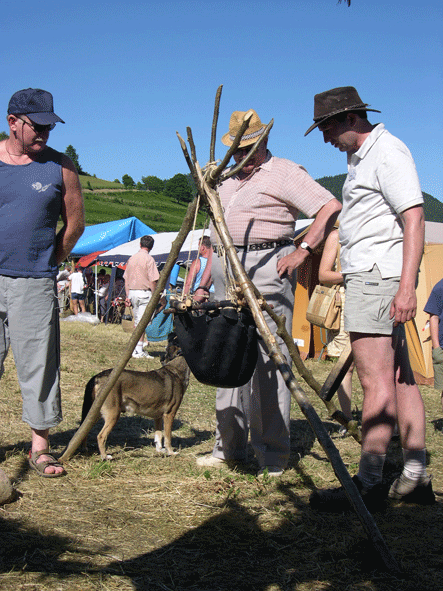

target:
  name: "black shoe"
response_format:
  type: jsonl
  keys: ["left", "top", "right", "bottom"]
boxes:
{"left": 388, "top": 473, "right": 435, "bottom": 505}
{"left": 309, "top": 475, "right": 387, "bottom": 513}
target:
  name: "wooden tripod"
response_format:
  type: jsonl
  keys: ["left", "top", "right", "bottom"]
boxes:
{"left": 60, "top": 86, "right": 400, "bottom": 574}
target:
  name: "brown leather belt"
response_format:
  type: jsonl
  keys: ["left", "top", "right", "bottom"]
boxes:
{"left": 213, "top": 239, "right": 292, "bottom": 254}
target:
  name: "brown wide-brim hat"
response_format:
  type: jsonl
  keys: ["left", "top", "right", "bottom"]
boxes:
{"left": 221, "top": 109, "right": 267, "bottom": 147}
{"left": 304, "top": 86, "right": 380, "bottom": 136}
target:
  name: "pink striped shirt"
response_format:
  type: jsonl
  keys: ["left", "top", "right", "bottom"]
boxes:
{"left": 211, "top": 153, "right": 334, "bottom": 245}
{"left": 123, "top": 249, "right": 159, "bottom": 291}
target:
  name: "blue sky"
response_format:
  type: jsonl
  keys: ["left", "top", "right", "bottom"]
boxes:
{"left": 1, "top": 0, "right": 442, "bottom": 202}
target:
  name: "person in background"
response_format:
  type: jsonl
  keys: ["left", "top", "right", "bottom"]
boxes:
{"left": 424, "top": 279, "right": 443, "bottom": 413}
{"left": 124, "top": 235, "right": 159, "bottom": 359}
{"left": 0, "top": 88, "right": 84, "bottom": 478}
{"left": 306, "top": 86, "right": 434, "bottom": 508}
{"left": 183, "top": 236, "right": 214, "bottom": 303}
{"left": 97, "top": 269, "right": 111, "bottom": 321}
{"left": 318, "top": 227, "right": 354, "bottom": 427}
{"left": 69, "top": 265, "right": 87, "bottom": 314}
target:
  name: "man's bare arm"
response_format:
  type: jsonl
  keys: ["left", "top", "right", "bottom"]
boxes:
{"left": 55, "top": 154, "right": 85, "bottom": 265}
{"left": 429, "top": 314, "right": 440, "bottom": 349}
{"left": 390, "top": 204, "right": 425, "bottom": 324}
{"left": 277, "top": 198, "right": 342, "bottom": 277}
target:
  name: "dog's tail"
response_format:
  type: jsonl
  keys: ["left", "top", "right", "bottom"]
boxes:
{"left": 81, "top": 376, "right": 95, "bottom": 424}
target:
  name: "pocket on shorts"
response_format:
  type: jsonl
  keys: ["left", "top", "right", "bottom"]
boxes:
{"left": 361, "top": 280, "right": 399, "bottom": 322}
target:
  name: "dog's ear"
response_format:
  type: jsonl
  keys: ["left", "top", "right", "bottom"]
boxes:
{"left": 163, "top": 331, "right": 183, "bottom": 364}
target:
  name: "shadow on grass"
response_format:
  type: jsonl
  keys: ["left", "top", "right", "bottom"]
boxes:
{"left": 100, "top": 494, "right": 437, "bottom": 591}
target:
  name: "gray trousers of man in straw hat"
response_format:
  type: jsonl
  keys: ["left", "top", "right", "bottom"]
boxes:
{"left": 210, "top": 244, "right": 296, "bottom": 469}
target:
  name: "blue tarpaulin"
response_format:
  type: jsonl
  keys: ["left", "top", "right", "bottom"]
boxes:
{"left": 71, "top": 217, "right": 155, "bottom": 256}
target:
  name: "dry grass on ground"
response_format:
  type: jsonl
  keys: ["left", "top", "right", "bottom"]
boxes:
{"left": 0, "top": 320, "right": 442, "bottom": 591}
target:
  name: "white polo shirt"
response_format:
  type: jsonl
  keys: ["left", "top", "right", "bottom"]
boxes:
{"left": 339, "top": 124, "right": 423, "bottom": 278}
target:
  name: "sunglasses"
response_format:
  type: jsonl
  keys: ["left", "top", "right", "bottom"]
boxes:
{"left": 17, "top": 116, "right": 56, "bottom": 133}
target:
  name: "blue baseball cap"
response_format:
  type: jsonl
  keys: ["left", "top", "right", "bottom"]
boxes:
{"left": 7, "top": 88, "right": 65, "bottom": 125}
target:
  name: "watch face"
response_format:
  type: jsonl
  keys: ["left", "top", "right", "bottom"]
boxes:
{"left": 301, "top": 242, "right": 308, "bottom": 249}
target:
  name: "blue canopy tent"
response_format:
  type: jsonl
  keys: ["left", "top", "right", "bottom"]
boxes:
{"left": 71, "top": 217, "right": 155, "bottom": 257}
{"left": 71, "top": 217, "right": 155, "bottom": 322}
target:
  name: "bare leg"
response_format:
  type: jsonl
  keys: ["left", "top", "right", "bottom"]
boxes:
{"left": 72, "top": 298, "right": 79, "bottom": 315}
{"left": 351, "top": 333, "right": 397, "bottom": 455}
{"left": 79, "top": 299, "right": 86, "bottom": 313}
{"left": 394, "top": 332, "right": 426, "bottom": 451}
{"left": 336, "top": 365, "right": 354, "bottom": 421}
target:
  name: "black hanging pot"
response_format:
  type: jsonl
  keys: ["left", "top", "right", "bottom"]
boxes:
{"left": 173, "top": 306, "right": 258, "bottom": 388}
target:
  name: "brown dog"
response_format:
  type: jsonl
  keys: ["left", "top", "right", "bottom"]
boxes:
{"left": 81, "top": 338, "right": 190, "bottom": 460}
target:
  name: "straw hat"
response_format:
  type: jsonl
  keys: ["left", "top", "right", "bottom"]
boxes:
{"left": 304, "top": 86, "right": 380, "bottom": 136}
{"left": 221, "top": 109, "right": 267, "bottom": 147}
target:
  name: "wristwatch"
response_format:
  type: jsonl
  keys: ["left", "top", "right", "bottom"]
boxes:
{"left": 300, "top": 241, "right": 314, "bottom": 255}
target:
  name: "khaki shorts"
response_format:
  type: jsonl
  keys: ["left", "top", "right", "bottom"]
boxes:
{"left": 432, "top": 346, "right": 443, "bottom": 390}
{"left": 344, "top": 266, "right": 400, "bottom": 335}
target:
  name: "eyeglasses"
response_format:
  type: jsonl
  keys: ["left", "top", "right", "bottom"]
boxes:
{"left": 17, "top": 116, "right": 56, "bottom": 133}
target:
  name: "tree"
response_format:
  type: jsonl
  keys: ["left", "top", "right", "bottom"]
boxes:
{"left": 164, "top": 173, "right": 193, "bottom": 204}
{"left": 122, "top": 174, "right": 135, "bottom": 189}
{"left": 64, "top": 145, "right": 84, "bottom": 174}
{"left": 0, "top": 131, "right": 9, "bottom": 141}
{"left": 141, "top": 175, "right": 165, "bottom": 193}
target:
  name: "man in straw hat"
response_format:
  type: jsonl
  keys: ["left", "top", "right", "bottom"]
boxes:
{"left": 196, "top": 108, "right": 341, "bottom": 477}
{"left": 0, "top": 88, "right": 84, "bottom": 479}
{"left": 306, "top": 86, "right": 434, "bottom": 509}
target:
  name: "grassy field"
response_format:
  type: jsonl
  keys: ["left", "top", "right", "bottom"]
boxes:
{"left": 0, "top": 316, "right": 442, "bottom": 590}
{"left": 79, "top": 175, "right": 124, "bottom": 191}
{"left": 77, "top": 177, "right": 207, "bottom": 232}
{"left": 82, "top": 190, "right": 207, "bottom": 232}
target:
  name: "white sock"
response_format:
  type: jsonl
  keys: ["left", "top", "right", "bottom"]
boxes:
{"left": 135, "top": 342, "right": 143, "bottom": 354}
{"left": 402, "top": 448, "right": 426, "bottom": 481}
{"left": 358, "top": 451, "right": 386, "bottom": 489}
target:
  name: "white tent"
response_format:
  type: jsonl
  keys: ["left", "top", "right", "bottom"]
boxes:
{"left": 97, "top": 229, "right": 210, "bottom": 268}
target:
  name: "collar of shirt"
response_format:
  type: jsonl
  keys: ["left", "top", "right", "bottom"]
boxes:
{"left": 233, "top": 149, "right": 273, "bottom": 182}
{"left": 349, "top": 123, "right": 386, "bottom": 165}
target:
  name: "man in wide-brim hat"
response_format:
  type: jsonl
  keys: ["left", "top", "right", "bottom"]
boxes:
{"left": 306, "top": 86, "right": 434, "bottom": 510}
{"left": 196, "top": 107, "right": 342, "bottom": 477}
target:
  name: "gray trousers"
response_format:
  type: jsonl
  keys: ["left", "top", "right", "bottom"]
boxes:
{"left": 211, "top": 245, "right": 296, "bottom": 468}
{"left": 0, "top": 276, "right": 62, "bottom": 430}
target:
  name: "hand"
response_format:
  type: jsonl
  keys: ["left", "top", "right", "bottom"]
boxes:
{"left": 276, "top": 248, "right": 309, "bottom": 278}
{"left": 390, "top": 286, "right": 417, "bottom": 326}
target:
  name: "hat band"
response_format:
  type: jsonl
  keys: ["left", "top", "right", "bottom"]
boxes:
{"left": 229, "top": 126, "right": 265, "bottom": 143}
{"left": 314, "top": 103, "right": 369, "bottom": 122}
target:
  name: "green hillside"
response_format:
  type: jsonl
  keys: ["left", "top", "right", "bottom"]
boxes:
{"left": 81, "top": 187, "right": 206, "bottom": 232}
{"left": 79, "top": 175, "right": 123, "bottom": 190}
{"left": 79, "top": 174, "right": 442, "bottom": 233}
{"left": 316, "top": 174, "right": 443, "bottom": 223}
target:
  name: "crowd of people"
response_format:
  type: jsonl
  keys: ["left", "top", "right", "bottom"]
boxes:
{"left": 0, "top": 85, "right": 440, "bottom": 514}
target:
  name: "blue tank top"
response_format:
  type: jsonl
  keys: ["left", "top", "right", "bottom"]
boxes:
{"left": 192, "top": 256, "right": 214, "bottom": 293}
{"left": 0, "top": 147, "right": 63, "bottom": 277}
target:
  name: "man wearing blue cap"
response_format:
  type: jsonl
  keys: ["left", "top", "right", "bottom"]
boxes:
{"left": 0, "top": 88, "right": 84, "bottom": 478}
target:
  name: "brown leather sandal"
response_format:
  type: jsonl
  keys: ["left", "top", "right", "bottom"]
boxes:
{"left": 28, "top": 450, "right": 66, "bottom": 478}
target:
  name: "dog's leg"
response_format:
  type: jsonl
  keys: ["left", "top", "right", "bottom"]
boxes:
{"left": 163, "top": 413, "right": 178, "bottom": 456}
{"left": 97, "top": 408, "right": 121, "bottom": 460}
{"left": 154, "top": 418, "right": 164, "bottom": 453}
